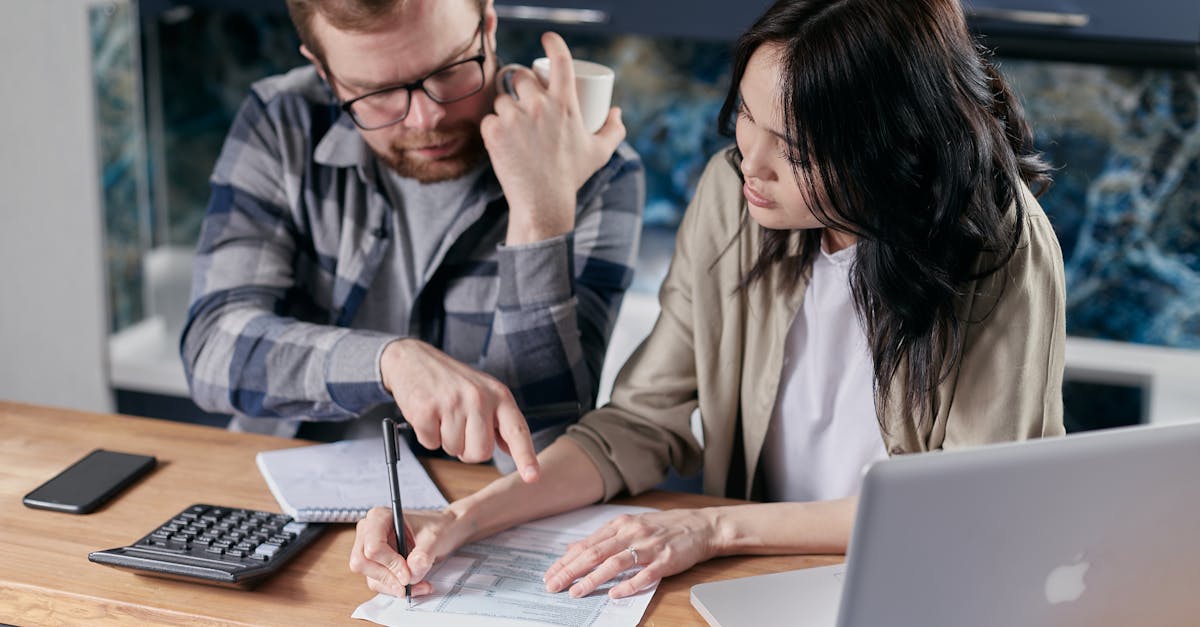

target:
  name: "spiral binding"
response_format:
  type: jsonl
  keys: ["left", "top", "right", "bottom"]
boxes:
{"left": 299, "top": 507, "right": 369, "bottom": 523}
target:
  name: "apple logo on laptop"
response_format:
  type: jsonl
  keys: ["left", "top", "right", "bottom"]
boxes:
{"left": 1044, "top": 553, "right": 1090, "bottom": 605}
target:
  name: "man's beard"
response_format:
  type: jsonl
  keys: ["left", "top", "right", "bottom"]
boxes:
{"left": 373, "top": 120, "right": 487, "bottom": 183}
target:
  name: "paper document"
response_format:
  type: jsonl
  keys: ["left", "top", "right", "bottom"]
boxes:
{"left": 257, "top": 437, "right": 448, "bottom": 522}
{"left": 353, "top": 504, "right": 659, "bottom": 627}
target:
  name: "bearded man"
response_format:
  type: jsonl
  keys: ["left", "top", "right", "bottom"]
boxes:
{"left": 182, "top": 0, "right": 644, "bottom": 480}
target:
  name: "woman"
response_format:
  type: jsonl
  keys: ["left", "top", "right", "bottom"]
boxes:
{"left": 350, "top": 0, "right": 1066, "bottom": 600}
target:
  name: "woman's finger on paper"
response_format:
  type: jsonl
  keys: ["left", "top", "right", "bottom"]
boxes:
{"left": 545, "top": 525, "right": 620, "bottom": 584}
{"left": 608, "top": 565, "right": 662, "bottom": 599}
{"left": 546, "top": 535, "right": 629, "bottom": 593}
{"left": 567, "top": 546, "right": 639, "bottom": 598}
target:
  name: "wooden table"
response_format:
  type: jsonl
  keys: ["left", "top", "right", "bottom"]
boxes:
{"left": 0, "top": 401, "right": 841, "bottom": 625}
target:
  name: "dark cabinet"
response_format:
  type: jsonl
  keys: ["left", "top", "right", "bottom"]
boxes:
{"left": 963, "top": 0, "right": 1198, "bottom": 45}
{"left": 139, "top": 0, "right": 1198, "bottom": 61}
{"left": 493, "top": 0, "right": 773, "bottom": 41}
{"left": 962, "top": 0, "right": 1198, "bottom": 67}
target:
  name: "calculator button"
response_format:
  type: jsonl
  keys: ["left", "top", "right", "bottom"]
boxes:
{"left": 180, "top": 506, "right": 205, "bottom": 520}
{"left": 253, "top": 544, "right": 282, "bottom": 559}
{"left": 281, "top": 522, "right": 308, "bottom": 536}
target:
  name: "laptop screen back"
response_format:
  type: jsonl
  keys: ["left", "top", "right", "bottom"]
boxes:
{"left": 838, "top": 422, "right": 1200, "bottom": 627}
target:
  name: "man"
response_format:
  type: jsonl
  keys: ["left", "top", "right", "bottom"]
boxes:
{"left": 180, "top": 0, "right": 644, "bottom": 482}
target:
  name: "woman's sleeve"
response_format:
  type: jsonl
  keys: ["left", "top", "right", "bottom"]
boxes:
{"left": 561, "top": 158, "right": 733, "bottom": 500}
{"left": 943, "top": 205, "right": 1067, "bottom": 448}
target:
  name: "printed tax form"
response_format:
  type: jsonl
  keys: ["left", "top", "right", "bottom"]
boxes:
{"left": 353, "top": 504, "right": 659, "bottom": 627}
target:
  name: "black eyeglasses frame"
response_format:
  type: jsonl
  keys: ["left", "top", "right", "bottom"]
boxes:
{"left": 334, "top": 17, "right": 487, "bottom": 131}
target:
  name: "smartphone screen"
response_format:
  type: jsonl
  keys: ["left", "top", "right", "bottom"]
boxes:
{"left": 23, "top": 449, "right": 157, "bottom": 514}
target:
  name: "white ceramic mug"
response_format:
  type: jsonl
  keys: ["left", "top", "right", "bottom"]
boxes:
{"left": 531, "top": 57, "right": 614, "bottom": 134}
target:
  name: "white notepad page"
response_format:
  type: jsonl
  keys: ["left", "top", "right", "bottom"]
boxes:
{"left": 256, "top": 437, "right": 448, "bottom": 522}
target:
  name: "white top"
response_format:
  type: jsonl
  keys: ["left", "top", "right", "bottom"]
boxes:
{"left": 761, "top": 243, "right": 887, "bottom": 503}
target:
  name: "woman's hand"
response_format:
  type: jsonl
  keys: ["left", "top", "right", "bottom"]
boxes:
{"left": 543, "top": 508, "right": 720, "bottom": 599}
{"left": 349, "top": 506, "right": 474, "bottom": 597}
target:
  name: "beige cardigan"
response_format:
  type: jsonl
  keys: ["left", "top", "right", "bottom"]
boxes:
{"left": 565, "top": 152, "right": 1066, "bottom": 501}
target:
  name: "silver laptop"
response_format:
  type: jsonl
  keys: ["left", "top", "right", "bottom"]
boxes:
{"left": 691, "top": 421, "right": 1200, "bottom": 627}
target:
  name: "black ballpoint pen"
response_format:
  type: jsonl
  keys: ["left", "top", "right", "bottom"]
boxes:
{"left": 381, "top": 418, "right": 412, "bottom": 608}
{"left": 377, "top": 401, "right": 578, "bottom": 608}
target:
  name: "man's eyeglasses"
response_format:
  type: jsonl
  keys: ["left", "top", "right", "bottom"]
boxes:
{"left": 336, "top": 17, "right": 487, "bottom": 131}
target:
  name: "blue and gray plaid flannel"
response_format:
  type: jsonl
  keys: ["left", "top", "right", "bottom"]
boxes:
{"left": 181, "top": 67, "right": 644, "bottom": 438}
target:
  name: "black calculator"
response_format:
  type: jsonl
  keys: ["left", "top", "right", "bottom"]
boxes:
{"left": 89, "top": 504, "right": 325, "bottom": 589}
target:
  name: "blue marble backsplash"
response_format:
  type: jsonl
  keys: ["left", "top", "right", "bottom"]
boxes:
{"left": 93, "top": 9, "right": 1199, "bottom": 354}
{"left": 1001, "top": 61, "right": 1200, "bottom": 348}
{"left": 91, "top": 2, "right": 149, "bottom": 337}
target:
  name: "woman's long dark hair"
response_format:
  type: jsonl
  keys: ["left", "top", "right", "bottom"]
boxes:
{"left": 720, "top": 0, "right": 1051, "bottom": 427}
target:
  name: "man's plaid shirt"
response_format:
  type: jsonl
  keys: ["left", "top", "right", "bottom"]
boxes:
{"left": 181, "top": 67, "right": 644, "bottom": 437}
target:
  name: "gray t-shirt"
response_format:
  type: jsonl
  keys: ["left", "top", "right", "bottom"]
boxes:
{"left": 353, "top": 164, "right": 487, "bottom": 335}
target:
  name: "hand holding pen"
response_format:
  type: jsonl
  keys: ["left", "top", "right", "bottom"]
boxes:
{"left": 382, "top": 418, "right": 413, "bottom": 607}
{"left": 355, "top": 403, "right": 580, "bottom": 602}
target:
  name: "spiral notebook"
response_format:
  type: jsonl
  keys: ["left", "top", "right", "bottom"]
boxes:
{"left": 255, "top": 437, "right": 448, "bottom": 522}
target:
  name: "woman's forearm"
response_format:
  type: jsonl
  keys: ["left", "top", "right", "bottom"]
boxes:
{"left": 706, "top": 497, "right": 858, "bottom": 557}
{"left": 450, "top": 438, "right": 855, "bottom": 560}
{"left": 450, "top": 437, "right": 607, "bottom": 543}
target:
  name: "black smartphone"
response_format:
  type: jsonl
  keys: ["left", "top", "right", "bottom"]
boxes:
{"left": 23, "top": 449, "right": 157, "bottom": 514}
